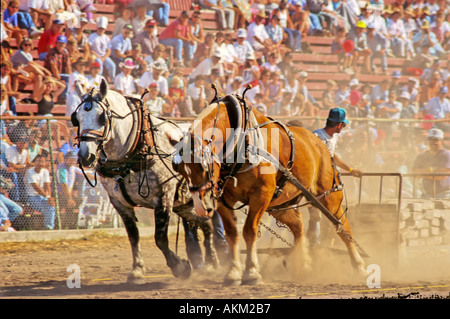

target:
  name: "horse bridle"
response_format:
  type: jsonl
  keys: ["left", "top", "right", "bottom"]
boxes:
{"left": 70, "top": 90, "right": 116, "bottom": 186}
{"left": 174, "top": 85, "right": 252, "bottom": 198}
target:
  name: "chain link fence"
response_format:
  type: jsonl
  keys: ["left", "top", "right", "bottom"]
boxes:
{"left": 0, "top": 117, "right": 119, "bottom": 231}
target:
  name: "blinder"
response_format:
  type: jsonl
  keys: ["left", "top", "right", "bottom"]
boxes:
{"left": 71, "top": 111, "right": 79, "bottom": 127}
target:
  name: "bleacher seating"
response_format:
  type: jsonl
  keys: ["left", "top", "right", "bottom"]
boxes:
{"left": 9, "top": 1, "right": 423, "bottom": 118}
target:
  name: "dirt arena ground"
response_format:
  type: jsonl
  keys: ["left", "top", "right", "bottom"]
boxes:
{"left": 1, "top": 229, "right": 449, "bottom": 301}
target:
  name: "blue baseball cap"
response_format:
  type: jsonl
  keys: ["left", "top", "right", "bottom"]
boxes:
{"left": 53, "top": 19, "right": 64, "bottom": 25}
{"left": 439, "top": 86, "right": 448, "bottom": 94}
{"left": 392, "top": 70, "right": 401, "bottom": 78}
{"left": 57, "top": 35, "right": 67, "bottom": 43}
{"left": 328, "top": 107, "right": 350, "bottom": 124}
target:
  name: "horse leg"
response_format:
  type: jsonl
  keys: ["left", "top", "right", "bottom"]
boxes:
{"left": 175, "top": 203, "right": 219, "bottom": 271}
{"left": 217, "top": 202, "right": 242, "bottom": 286}
{"left": 270, "top": 208, "right": 311, "bottom": 277}
{"left": 109, "top": 198, "right": 145, "bottom": 283}
{"left": 154, "top": 200, "right": 192, "bottom": 279}
{"left": 333, "top": 206, "right": 367, "bottom": 276}
{"left": 241, "top": 197, "right": 272, "bottom": 285}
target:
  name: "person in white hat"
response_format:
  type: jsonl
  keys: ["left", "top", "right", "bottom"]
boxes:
{"left": 138, "top": 60, "right": 169, "bottom": 99}
{"left": 413, "top": 128, "right": 450, "bottom": 198}
{"left": 87, "top": 17, "right": 116, "bottom": 82}
{"left": 188, "top": 49, "right": 224, "bottom": 82}
{"left": 114, "top": 58, "right": 137, "bottom": 96}
{"left": 246, "top": 10, "right": 277, "bottom": 56}
{"left": 233, "top": 28, "right": 254, "bottom": 66}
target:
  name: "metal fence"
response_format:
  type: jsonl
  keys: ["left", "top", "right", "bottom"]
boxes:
{"left": 0, "top": 115, "right": 449, "bottom": 232}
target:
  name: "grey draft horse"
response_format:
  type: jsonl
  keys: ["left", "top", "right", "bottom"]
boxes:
{"left": 71, "top": 79, "right": 220, "bottom": 282}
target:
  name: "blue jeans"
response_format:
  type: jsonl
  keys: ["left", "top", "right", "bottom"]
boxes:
{"left": 27, "top": 195, "right": 56, "bottom": 230}
{"left": 159, "top": 38, "right": 191, "bottom": 62}
{"left": 309, "top": 13, "right": 323, "bottom": 33}
{"left": 284, "top": 27, "right": 302, "bottom": 51}
{"left": 0, "top": 194, "right": 22, "bottom": 221}
{"left": 60, "top": 74, "right": 70, "bottom": 100}
{"left": 147, "top": 2, "right": 170, "bottom": 26}
{"left": 16, "top": 11, "right": 36, "bottom": 32}
{"left": 95, "top": 57, "right": 116, "bottom": 80}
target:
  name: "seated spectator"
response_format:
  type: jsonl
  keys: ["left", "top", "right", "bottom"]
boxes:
{"left": 283, "top": 68, "right": 300, "bottom": 103}
{"left": 401, "top": 77, "right": 420, "bottom": 107}
{"left": 132, "top": 1, "right": 153, "bottom": 35}
{"left": 141, "top": 0, "right": 170, "bottom": 27}
{"left": 271, "top": 0, "right": 302, "bottom": 53}
{"left": 66, "top": 57, "right": 89, "bottom": 117}
{"left": 420, "top": 71, "right": 442, "bottom": 107}
{"left": 247, "top": 10, "right": 278, "bottom": 56}
{"left": 128, "top": 43, "right": 149, "bottom": 79}
{"left": 335, "top": 80, "right": 350, "bottom": 108}
{"left": 348, "top": 78, "right": 362, "bottom": 117}
{"left": 1, "top": 62, "right": 18, "bottom": 113}
{"left": 371, "top": 79, "right": 390, "bottom": 107}
{"left": 390, "top": 70, "right": 403, "bottom": 94}
{"left": 261, "top": 52, "right": 281, "bottom": 73}
{"left": 331, "top": 27, "right": 353, "bottom": 73}
{"left": 114, "top": 58, "right": 137, "bottom": 96}
{"left": 12, "top": 38, "right": 55, "bottom": 83}
{"left": 291, "top": 2, "right": 311, "bottom": 37}
{"left": 186, "top": 75, "right": 208, "bottom": 115}
{"left": 267, "top": 71, "right": 284, "bottom": 108}
{"left": 277, "top": 50, "right": 294, "bottom": 79}
{"left": 57, "top": 150, "right": 82, "bottom": 229}
{"left": 200, "top": 0, "right": 235, "bottom": 31}
{"left": 329, "top": 0, "right": 358, "bottom": 32}
{"left": 407, "top": 43, "right": 435, "bottom": 72}
{"left": 376, "top": 90, "right": 402, "bottom": 145}
{"left": 27, "top": 128, "right": 45, "bottom": 163}
{"left": 66, "top": 36, "right": 85, "bottom": 65}
{"left": 138, "top": 60, "right": 169, "bottom": 99}
{"left": 0, "top": 84, "right": 15, "bottom": 116}
{"left": 2, "top": 0, "right": 43, "bottom": 45}
{"left": 387, "top": 9, "right": 408, "bottom": 58}
{"left": 37, "top": 19, "right": 65, "bottom": 61}
{"left": 232, "top": 29, "right": 255, "bottom": 66}
{"left": 44, "top": 35, "right": 72, "bottom": 103}
{"left": 110, "top": 24, "right": 133, "bottom": 69}
{"left": 193, "top": 32, "right": 215, "bottom": 68}
{"left": 112, "top": 4, "right": 133, "bottom": 38}
{"left": 348, "top": 20, "right": 371, "bottom": 74}
{"left": 421, "top": 59, "right": 445, "bottom": 85}
{"left": 33, "top": 77, "right": 66, "bottom": 123}
{"left": 264, "top": 15, "right": 284, "bottom": 56}
{"left": 158, "top": 10, "right": 192, "bottom": 67}
{"left": 133, "top": 18, "right": 159, "bottom": 56}
{"left": 412, "top": 128, "right": 450, "bottom": 199}
{"left": 166, "top": 75, "right": 186, "bottom": 117}
{"left": 424, "top": 86, "right": 450, "bottom": 132}
{"left": 86, "top": 61, "right": 107, "bottom": 90}
{"left": 188, "top": 50, "right": 224, "bottom": 83}
{"left": 144, "top": 44, "right": 168, "bottom": 71}
{"left": 366, "top": 23, "right": 389, "bottom": 75}
{"left": 5, "top": 130, "right": 30, "bottom": 202}
{"left": 188, "top": 11, "right": 205, "bottom": 68}
{"left": 413, "top": 20, "right": 445, "bottom": 57}
{"left": 24, "top": 152, "right": 56, "bottom": 230}
{"left": 0, "top": 175, "right": 22, "bottom": 231}
{"left": 20, "top": 0, "right": 53, "bottom": 30}
{"left": 241, "top": 51, "right": 261, "bottom": 88}
{"left": 66, "top": 16, "right": 91, "bottom": 60}
{"left": 143, "top": 83, "right": 170, "bottom": 116}
{"left": 88, "top": 17, "right": 116, "bottom": 82}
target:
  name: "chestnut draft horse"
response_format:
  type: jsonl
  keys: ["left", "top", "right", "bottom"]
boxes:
{"left": 173, "top": 87, "right": 367, "bottom": 285}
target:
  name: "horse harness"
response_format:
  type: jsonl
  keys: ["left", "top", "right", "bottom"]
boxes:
{"left": 72, "top": 89, "right": 183, "bottom": 207}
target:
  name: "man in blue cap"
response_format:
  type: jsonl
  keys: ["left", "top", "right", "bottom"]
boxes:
{"left": 424, "top": 86, "right": 450, "bottom": 132}
{"left": 44, "top": 35, "right": 71, "bottom": 103}
{"left": 307, "top": 107, "right": 362, "bottom": 246}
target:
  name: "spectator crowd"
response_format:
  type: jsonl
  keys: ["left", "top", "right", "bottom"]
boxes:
{"left": 1, "top": 0, "right": 449, "bottom": 231}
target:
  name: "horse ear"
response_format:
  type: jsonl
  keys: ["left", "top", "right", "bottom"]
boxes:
{"left": 75, "top": 81, "right": 85, "bottom": 97}
{"left": 99, "top": 79, "right": 108, "bottom": 99}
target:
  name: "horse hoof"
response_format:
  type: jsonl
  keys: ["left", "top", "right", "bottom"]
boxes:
{"left": 223, "top": 278, "right": 242, "bottom": 287}
{"left": 171, "top": 259, "right": 192, "bottom": 279}
{"left": 127, "top": 267, "right": 146, "bottom": 284}
{"left": 242, "top": 268, "right": 262, "bottom": 286}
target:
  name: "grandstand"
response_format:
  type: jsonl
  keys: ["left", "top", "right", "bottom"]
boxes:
{"left": 10, "top": 0, "right": 415, "bottom": 116}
